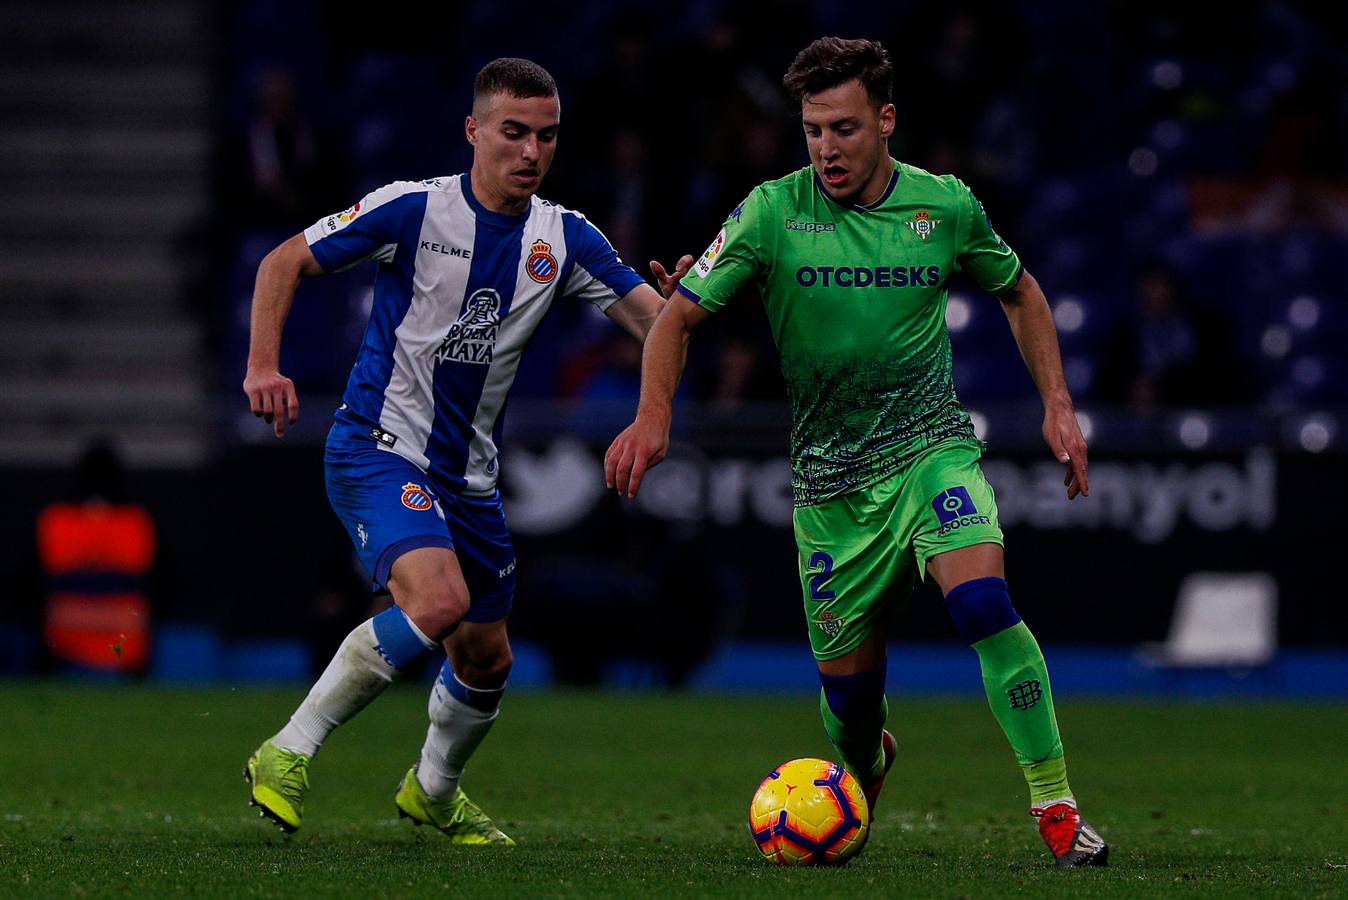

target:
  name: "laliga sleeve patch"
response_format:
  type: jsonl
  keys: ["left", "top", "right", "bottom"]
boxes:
{"left": 319, "top": 201, "right": 363, "bottom": 236}
{"left": 693, "top": 228, "right": 727, "bottom": 279}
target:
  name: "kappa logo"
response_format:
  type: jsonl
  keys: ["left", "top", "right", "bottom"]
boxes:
{"left": 435, "top": 288, "right": 501, "bottom": 365}
{"left": 356, "top": 522, "right": 369, "bottom": 548}
{"left": 526, "top": 239, "right": 558, "bottom": 284}
{"left": 692, "top": 228, "right": 727, "bottom": 279}
{"left": 785, "top": 218, "right": 837, "bottom": 233}
{"left": 907, "top": 209, "right": 941, "bottom": 240}
{"left": 931, "top": 485, "right": 991, "bottom": 536}
{"left": 401, "top": 482, "right": 433, "bottom": 511}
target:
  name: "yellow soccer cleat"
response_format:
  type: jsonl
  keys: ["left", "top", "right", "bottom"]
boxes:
{"left": 394, "top": 767, "right": 515, "bottom": 845}
{"left": 244, "top": 739, "right": 310, "bottom": 833}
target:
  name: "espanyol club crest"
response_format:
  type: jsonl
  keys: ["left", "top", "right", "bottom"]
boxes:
{"left": 907, "top": 209, "right": 940, "bottom": 241}
{"left": 526, "top": 239, "right": 558, "bottom": 283}
{"left": 401, "top": 482, "right": 433, "bottom": 511}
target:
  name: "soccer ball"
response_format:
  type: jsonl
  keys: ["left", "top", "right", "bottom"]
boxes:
{"left": 748, "top": 758, "right": 869, "bottom": 866}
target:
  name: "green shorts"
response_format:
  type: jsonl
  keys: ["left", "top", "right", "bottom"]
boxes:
{"left": 792, "top": 440, "right": 1004, "bottom": 660}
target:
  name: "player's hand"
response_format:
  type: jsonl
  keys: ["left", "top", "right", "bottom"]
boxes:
{"left": 1043, "top": 402, "right": 1088, "bottom": 499}
{"left": 604, "top": 414, "right": 670, "bottom": 498}
{"left": 650, "top": 255, "right": 695, "bottom": 299}
{"left": 243, "top": 368, "right": 300, "bottom": 438}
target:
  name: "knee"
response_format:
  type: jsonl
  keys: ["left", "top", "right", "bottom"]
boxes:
{"left": 460, "top": 644, "right": 513, "bottom": 688}
{"left": 943, "top": 576, "right": 1020, "bottom": 644}
{"left": 398, "top": 583, "right": 469, "bottom": 641}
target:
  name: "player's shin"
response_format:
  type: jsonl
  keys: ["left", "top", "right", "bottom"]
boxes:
{"left": 273, "top": 606, "right": 437, "bottom": 756}
{"left": 415, "top": 659, "right": 506, "bottom": 800}
{"left": 944, "top": 577, "right": 1072, "bottom": 807}
{"left": 818, "top": 666, "right": 889, "bottom": 782}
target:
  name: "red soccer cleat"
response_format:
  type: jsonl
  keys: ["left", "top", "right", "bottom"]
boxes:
{"left": 1032, "top": 802, "right": 1110, "bottom": 868}
{"left": 861, "top": 729, "right": 898, "bottom": 814}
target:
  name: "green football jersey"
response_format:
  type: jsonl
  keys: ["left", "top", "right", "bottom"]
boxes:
{"left": 678, "top": 160, "right": 1022, "bottom": 507}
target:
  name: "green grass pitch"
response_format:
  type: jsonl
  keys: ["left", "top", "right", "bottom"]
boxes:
{"left": 3, "top": 684, "right": 1346, "bottom": 897}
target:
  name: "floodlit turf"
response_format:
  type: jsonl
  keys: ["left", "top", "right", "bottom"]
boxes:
{"left": 2, "top": 683, "right": 1346, "bottom": 897}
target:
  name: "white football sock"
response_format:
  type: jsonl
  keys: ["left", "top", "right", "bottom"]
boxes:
{"left": 273, "top": 619, "right": 406, "bottom": 757}
{"left": 415, "top": 673, "right": 502, "bottom": 800}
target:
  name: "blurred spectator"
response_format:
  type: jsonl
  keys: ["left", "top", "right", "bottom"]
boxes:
{"left": 1246, "top": 66, "right": 1348, "bottom": 235}
{"left": 563, "top": 331, "right": 645, "bottom": 406}
{"left": 37, "top": 442, "right": 156, "bottom": 675}
{"left": 225, "top": 68, "right": 345, "bottom": 226}
{"left": 1095, "top": 262, "right": 1252, "bottom": 409}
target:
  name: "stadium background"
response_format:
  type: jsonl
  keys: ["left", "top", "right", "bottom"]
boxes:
{"left": 1, "top": 0, "right": 1345, "bottom": 695}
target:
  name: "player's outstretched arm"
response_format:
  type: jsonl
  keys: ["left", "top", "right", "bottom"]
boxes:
{"left": 998, "top": 269, "right": 1090, "bottom": 499}
{"left": 602, "top": 255, "right": 695, "bottom": 343}
{"left": 243, "top": 233, "right": 325, "bottom": 438}
{"left": 604, "top": 293, "right": 710, "bottom": 498}
{"left": 604, "top": 283, "right": 667, "bottom": 343}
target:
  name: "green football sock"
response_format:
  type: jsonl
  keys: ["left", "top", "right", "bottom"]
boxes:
{"left": 819, "top": 688, "right": 888, "bottom": 781}
{"left": 971, "top": 621, "right": 1072, "bottom": 806}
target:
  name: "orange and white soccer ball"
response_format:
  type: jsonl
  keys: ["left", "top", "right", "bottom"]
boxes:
{"left": 748, "top": 758, "right": 869, "bottom": 866}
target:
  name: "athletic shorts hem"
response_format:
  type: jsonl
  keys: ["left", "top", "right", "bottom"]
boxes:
{"left": 461, "top": 593, "right": 513, "bottom": 624}
{"left": 809, "top": 628, "right": 872, "bottom": 662}
{"left": 374, "top": 534, "right": 455, "bottom": 589}
{"left": 915, "top": 535, "right": 1004, "bottom": 582}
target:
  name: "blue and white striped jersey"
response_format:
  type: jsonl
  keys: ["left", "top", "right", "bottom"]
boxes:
{"left": 304, "top": 173, "right": 644, "bottom": 496}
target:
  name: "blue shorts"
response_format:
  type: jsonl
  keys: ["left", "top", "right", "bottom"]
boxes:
{"left": 324, "top": 431, "right": 516, "bottom": 623}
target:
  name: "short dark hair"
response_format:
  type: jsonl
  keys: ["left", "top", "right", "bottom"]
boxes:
{"left": 782, "top": 37, "right": 892, "bottom": 107}
{"left": 472, "top": 57, "right": 557, "bottom": 109}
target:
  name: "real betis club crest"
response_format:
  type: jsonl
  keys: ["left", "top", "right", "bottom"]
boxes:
{"left": 907, "top": 209, "right": 940, "bottom": 240}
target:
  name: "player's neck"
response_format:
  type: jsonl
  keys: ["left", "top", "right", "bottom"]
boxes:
{"left": 468, "top": 167, "right": 530, "bottom": 216}
{"left": 853, "top": 158, "right": 896, "bottom": 207}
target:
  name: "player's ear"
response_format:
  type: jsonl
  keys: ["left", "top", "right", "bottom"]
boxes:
{"left": 465, "top": 115, "right": 478, "bottom": 145}
{"left": 878, "top": 103, "right": 896, "bottom": 139}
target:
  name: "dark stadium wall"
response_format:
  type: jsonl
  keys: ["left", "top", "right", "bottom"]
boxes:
{"left": 0, "top": 442, "right": 1341, "bottom": 657}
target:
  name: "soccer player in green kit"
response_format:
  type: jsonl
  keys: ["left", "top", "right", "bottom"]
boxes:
{"left": 606, "top": 37, "right": 1108, "bottom": 867}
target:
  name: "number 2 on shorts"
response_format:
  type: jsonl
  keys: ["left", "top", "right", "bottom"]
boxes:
{"left": 808, "top": 551, "right": 836, "bottom": 601}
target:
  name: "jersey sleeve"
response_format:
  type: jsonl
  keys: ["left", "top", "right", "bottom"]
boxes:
{"left": 955, "top": 180, "right": 1023, "bottom": 296}
{"left": 676, "top": 187, "right": 769, "bottom": 313}
{"left": 303, "top": 181, "right": 426, "bottom": 273}
{"left": 560, "top": 215, "right": 645, "bottom": 311}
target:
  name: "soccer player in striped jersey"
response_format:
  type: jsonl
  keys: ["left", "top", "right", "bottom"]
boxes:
{"left": 242, "top": 58, "right": 669, "bottom": 843}
{"left": 606, "top": 38, "right": 1108, "bottom": 867}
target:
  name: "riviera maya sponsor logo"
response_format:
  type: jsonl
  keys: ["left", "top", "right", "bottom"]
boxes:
{"left": 401, "top": 482, "right": 433, "bottom": 511}
{"left": 907, "top": 209, "right": 940, "bottom": 240}
{"left": 931, "top": 485, "right": 991, "bottom": 536}
{"left": 693, "top": 228, "right": 727, "bottom": 278}
{"left": 435, "top": 288, "right": 501, "bottom": 365}
{"left": 526, "top": 239, "right": 558, "bottom": 284}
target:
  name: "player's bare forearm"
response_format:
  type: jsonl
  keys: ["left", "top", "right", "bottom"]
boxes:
{"left": 998, "top": 269, "right": 1090, "bottom": 498}
{"left": 604, "top": 295, "right": 708, "bottom": 497}
{"left": 246, "top": 235, "right": 319, "bottom": 371}
{"left": 605, "top": 283, "right": 666, "bottom": 343}
{"left": 243, "top": 234, "right": 323, "bottom": 436}
{"left": 998, "top": 270, "right": 1070, "bottom": 407}
{"left": 636, "top": 295, "right": 709, "bottom": 425}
